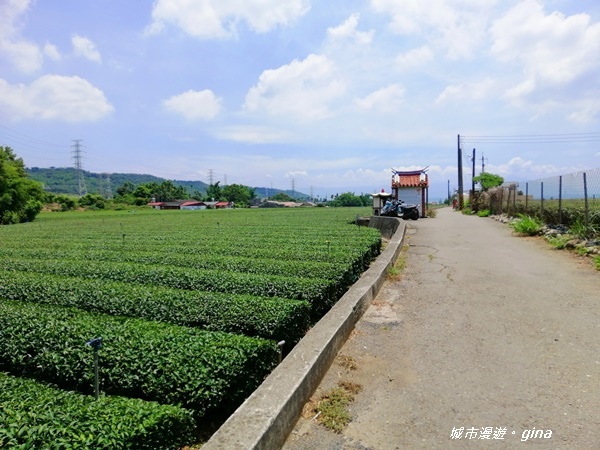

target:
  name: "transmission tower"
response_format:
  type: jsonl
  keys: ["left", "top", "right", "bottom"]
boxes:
{"left": 71, "top": 139, "right": 87, "bottom": 196}
{"left": 208, "top": 169, "right": 214, "bottom": 185}
{"left": 103, "top": 173, "right": 112, "bottom": 199}
{"left": 291, "top": 178, "right": 296, "bottom": 199}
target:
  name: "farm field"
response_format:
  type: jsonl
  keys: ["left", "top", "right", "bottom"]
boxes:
{"left": 0, "top": 206, "right": 381, "bottom": 448}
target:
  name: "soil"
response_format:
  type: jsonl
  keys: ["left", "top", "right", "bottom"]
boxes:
{"left": 283, "top": 207, "right": 600, "bottom": 449}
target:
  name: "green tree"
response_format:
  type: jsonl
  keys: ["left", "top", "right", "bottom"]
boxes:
{"left": 330, "top": 192, "right": 363, "bottom": 207}
{"left": 78, "top": 193, "right": 106, "bottom": 209}
{"left": 473, "top": 172, "right": 504, "bottom": 191}
{"left": 205, "top": 182, "right": 223, "bottom": 201}
{"left": 271, "top": 192, "right": 294, "bottom": 202}
{"left": 116, "top": 181, "right": 135, "bottom": 197}
{"left": 0, "top": 146, "right": 45, "bottom": 224}
{"left": 222, "top": 184, "right": 255, "bottom": 206}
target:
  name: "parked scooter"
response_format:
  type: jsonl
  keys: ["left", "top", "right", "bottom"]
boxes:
{"left": 381, "top": 199, "right": 420, "bottom": 220}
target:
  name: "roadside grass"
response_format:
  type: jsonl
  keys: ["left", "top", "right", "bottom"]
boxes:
{"left": 510, "top": 214, "right": 543, "bottom": 236}
{"left": 545, "top": 235, "right": 571, "bottom": 249}
{"left": 387, "top": 244, "right": 409, "bottom": 280}
{"left": 314, "top": 381, "right": 363, "bottom": 433}
{"left": 594, "top": 256, "right": 600, "bottom": 270}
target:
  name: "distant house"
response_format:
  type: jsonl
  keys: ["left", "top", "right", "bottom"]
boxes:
{"left": 203, "top": 201, "right": 233, "bottom": 209}
{"left": 147, "top": 200, "right": 207, "bottom": 210}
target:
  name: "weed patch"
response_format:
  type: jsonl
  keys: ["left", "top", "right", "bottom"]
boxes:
{"left": 511, "top": 214, "right": 543, "bottom": 236}
{"left": 315, "top": 381, "right": 363, "bottom": 432}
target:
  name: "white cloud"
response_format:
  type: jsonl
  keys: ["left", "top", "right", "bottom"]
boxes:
{"left": 43, "top": 42, "right": 61, "bottom": 61}
{"left": 244, "top": 54, "right": 346, "bottom": 121}
{"left": 0, "top": 75, "right": 114, "bottom": 122}
{"left": 72, "top": 35, "right": 102, "bottom": 63}
{"left": 370, "top": 0, "right": 496, "bottom": 60}
{"left": 396, "top": 46, "right": 434, "bottom": 69}
{"left": 214, "top": 126, "right": 290, "bottom": 143}
{"left": 491, "top": 0, "right": 600, "bottom": 120}
{"left": 436, "top": 78, "right": 497, "bottom": 104}
{"left": 0, "top": 0, "right": 43, "bottom": 73}
{"left": 147, "top": 0, "right": 310, "bottom": 39}
{"left": 355, "top": 84, "right": 405, "bottom": 113}
{"left": 327, "top": 14, "right": 374, "bottom": 45}
{"left": 163, "top": 89, "right": 222, "bottom": 121}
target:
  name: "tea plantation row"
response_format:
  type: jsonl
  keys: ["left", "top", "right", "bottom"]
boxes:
{"left": 0, "top": 207, "right": 380, "bottom": 447}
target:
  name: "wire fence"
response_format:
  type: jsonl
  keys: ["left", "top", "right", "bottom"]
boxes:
{"left": 482, "top": 168, "right": 600, "bottom": 228}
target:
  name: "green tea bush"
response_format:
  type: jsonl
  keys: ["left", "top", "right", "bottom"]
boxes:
{"left": 0, "top": 372, "right": 196, "bottom": 449}
{"left": 0, "top": 300, "right": 278, "bottom": 417}
{"left": 0, "top": 270, "right": 310, "bottom": 343}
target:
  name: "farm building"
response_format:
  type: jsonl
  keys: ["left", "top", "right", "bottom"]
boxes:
{"left": 147, "top": 200, "right": 207, "bottom": 210}
{"left": 391, "top": 168, "right": 429, "bottom": 218}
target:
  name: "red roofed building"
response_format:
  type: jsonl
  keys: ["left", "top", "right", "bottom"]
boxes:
{"left": 391, "top": 168, "right": 429, "bottom": 218}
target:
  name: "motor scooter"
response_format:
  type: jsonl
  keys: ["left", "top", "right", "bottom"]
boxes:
{"left": 381, "top": 199, "right": 420, "bottom": 220}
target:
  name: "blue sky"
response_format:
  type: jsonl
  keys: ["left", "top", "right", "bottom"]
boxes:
{"left": 1, "top": 0, "right": 599, "bottom": 200}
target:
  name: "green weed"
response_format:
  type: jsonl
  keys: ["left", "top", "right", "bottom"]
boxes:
{"left": 477, "top": 209, "right": 491, "bottom": 217}
{"left": 510, "top": 214, "right": 542, "bottom": 236}
{"left": 545, "top": 235, "right": 571, "bottom": 249}
{"left": 316, "top": 381, "right": 362, "bottom": 432}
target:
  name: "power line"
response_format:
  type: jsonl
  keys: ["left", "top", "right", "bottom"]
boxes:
{"left": 461, "top": 132, "right": 600, "bottom": 144}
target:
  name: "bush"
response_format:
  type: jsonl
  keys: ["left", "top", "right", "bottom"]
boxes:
{"left": 510, "top": 214, "right": 542, "bottom": 236}
{"left": 0, "top": 372, "right": 196, "bottom": 449}
{"left": 0, "top": 299, "right": 279, "bottom": 417}
{"left": 0, "top": 270, "right": 310, "bottom": 343}
{"left": 477, "top": 209, "right": 491, "bottom": 217}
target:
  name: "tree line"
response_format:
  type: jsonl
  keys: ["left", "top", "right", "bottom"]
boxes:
{"left": 1, "top": 146, "right": 374, "bottom": 225}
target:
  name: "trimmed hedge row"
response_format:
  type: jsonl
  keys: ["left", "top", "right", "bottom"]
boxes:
{"left": 0, "top": 372, "right": 196, "bottom": 449}
{"left": 0, "top": 299, "right": 278, "bottom": 417}
{"left": 0, "top": 247, "right": 358, "bottom": 281}
{"left": 1, "top": 235, "right": 381, "bottom": 267}
{"left": 4, "top": 258, "right": 338, "bottom": 306}
{"left": 0, "top": 270, "right": 310, "bottom": 343}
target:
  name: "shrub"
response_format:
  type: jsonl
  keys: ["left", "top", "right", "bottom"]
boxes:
{"left": 0, "top": 299, "right": 279, "bottom": 417}
{"left": 477, "top": 209, "right": 491, "bottom": 217}
{"left": 510, "top": 214, "right": 542, "bottom": 236}
{"left": 569, "top": 218, "right": 598, "bottom": 240}
{"left": 0, "top": 270, "right": 310, "bottom": 343}
{"left": 0, "top": 372, "right": 196, "bottom": 449}
{"left": 425, "top": 208, "right": 437, "bottom": 218}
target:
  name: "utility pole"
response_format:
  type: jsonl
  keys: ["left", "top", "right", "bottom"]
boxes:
{"left": 71, "top": 139, "right": 87, "bottom": 197}
{"left": 447, "top": 179, "right": 450, "bottom": 203}
{"left": 481, "top": 153, "right": 486, "bottom": 173}
{"left": 457, "top": 134, "right": 464, "bottom": 209}
{"left": 471, "top": 148, "right": 476, "bottom": 195}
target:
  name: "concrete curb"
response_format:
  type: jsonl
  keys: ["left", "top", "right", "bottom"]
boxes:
{"left": 202, "top": 218, "right": 406, "bottom": 450}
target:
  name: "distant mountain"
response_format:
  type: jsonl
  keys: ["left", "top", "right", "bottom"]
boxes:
{"left": 26, "top": 167, "right": 309, "bottom": 199}
{"left": 26, "top": 167, "right": 209, "bottom": 197}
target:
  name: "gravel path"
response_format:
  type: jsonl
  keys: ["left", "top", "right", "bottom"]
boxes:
{"left": 283, "top": 207, "right": 600, "bottom": 449}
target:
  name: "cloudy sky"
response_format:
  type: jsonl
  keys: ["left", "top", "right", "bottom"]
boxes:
{"left": 1, "top": 0, "right": 599, "bottom": 199}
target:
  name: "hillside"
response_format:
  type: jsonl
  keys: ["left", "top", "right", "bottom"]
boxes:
{"left": 26, "top": 167, "right": 308, "bottom": 199}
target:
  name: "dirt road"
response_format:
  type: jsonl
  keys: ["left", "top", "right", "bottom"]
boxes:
{"left": 283, "top": 207, "right": 600, "bottom": 449}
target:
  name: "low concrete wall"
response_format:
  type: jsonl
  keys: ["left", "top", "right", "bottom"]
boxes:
{"left": 368, "top": 216, "right": 401, "bottom": 239}
{"left": 202, "top": 218, "right": 405, "bottom": 450}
